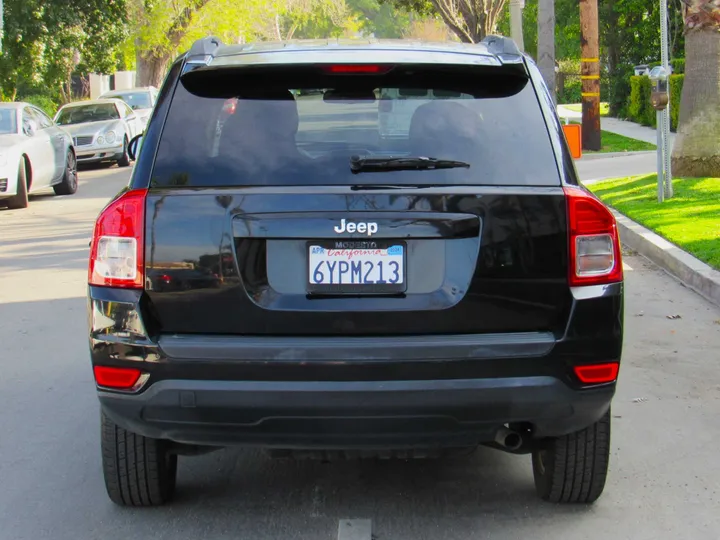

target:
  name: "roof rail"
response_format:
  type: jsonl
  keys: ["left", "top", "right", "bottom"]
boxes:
{"left": 480, "top": 35, "right": 523, "bottom": 64}
{"left": 185, "top": 36, "right": 223, "bottom": 67}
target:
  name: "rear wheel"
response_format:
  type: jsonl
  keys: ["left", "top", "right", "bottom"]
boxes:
{"left": 53, "top": 151, "right": 78, "bottom": 195}
{"left": 531, "top": 410, "right": 611, "bottom": 504}
{"left": 6, "top": 159, "right": 29, "bottom": 209}
{"left": 117, "top": 137, "right": 131, "bottom": 167}
{"left": 101, "top": 411, "right": 177, "bottom": 506}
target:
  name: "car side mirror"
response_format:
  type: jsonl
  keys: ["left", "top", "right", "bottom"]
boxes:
{"left": 128, "top": 134, "right": 144, "bottom": 161}
{"left": 23, "top": 122, "right": 36, "bottom": 137}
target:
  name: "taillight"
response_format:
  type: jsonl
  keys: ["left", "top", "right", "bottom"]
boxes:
{"left": 89, "top": 189, "right": 147, "bottom": 289}
{"left": 564, "top": 186, "right": 623, "bottom": 287}
{"left": 222, "top": 98, "right": 237, "bottom": 114}
{"left": 574, "top": 362, "right": 619, "bottom": 384}
{"left": 93, "top": 366, "right": 143, "bottom": 390}
{"left": 321, "top": 64, "right": 393, "bottom": 74}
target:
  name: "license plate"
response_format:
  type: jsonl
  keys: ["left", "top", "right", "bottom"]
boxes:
{"left": 307, "top": 241, "right": 406, "bottom": 294}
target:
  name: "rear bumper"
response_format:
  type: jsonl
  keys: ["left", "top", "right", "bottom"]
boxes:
{"left": 90, "top": 283, "right": 622, "bottom": 449}
{"left": 100, "top": 377, "right": 614, "bottom": 449}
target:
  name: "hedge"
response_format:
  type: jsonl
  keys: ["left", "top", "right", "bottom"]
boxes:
{"left": 627, "top": 74, "right": 684, "bottom": 132}
{"left": 22, "top": 94, "right": 59, "bottom": 117}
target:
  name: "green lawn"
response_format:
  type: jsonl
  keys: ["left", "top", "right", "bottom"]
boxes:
{"left": 588, "top": 131, "right": 656, "bottom": 154}
{"left": 588, "top": 175, "right": 720, "bottom": 269}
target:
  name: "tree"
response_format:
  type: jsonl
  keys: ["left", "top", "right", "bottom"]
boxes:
{"left": 537, "top": 0, "right": 555, "bottom": 98}
{"left": 130, "top": 0, "right": 272, "bottom": 88}
{"left": 131, "top": 0, "right": 352, "bottom": 87}
{"left": 257, "top": 0, "right": 350, "bottom": 40}
{"left": 381, "top": 0, "right": 509, "bottom": 42}
{"left": 0, "top": 0, "right": 127, "bottom": 102}
{"left": 671, "top": 0, "right": 720, "bottom": 177}
{"left": 346, "top": 0, "right": 414, "bottom": 38}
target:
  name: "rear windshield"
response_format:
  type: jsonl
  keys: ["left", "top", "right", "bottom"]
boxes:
{"left": 150, "top": 67, "right": 560, "bottom": 188}
{"left": 107, "top": 91, "right": 152, "bottom": 110}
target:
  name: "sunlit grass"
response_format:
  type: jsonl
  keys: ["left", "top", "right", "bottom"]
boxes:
{"left": 587, "top": 131, "right": 656, "bottom": 153}
{"left": 563, "top": 102, "right": 610, "bottom": 116}
{"left": 589, "top": 175, "right": 720, "bottom": 269}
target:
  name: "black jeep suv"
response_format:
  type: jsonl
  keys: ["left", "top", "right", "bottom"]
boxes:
{"left": 88, "top": 36, "right": 623, "bottom": 507}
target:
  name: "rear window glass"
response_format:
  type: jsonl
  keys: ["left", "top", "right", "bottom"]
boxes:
{"left": 150, "top": 68, "right": 560, "bottom": 188}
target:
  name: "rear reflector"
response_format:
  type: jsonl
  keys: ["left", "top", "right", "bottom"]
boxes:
{"left": 574, "top": 363, "right": 619, "bottom": 384}
{"left": 93, "top": 366, "right": 142, "bottom": 390}
{"left": 564, "top": 186, "right": 623, "bottom": 287}
{"left": 89, "top": 189, "right": 147, "bottom": 288}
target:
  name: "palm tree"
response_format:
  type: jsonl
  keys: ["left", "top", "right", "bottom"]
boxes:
{"left": 671, "top": 0, "right": 720, "bottom": 177}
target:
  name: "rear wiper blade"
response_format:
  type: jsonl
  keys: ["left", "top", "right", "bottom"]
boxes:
{"left": 350, "top": 184, "right": 441, "bottom": 191}
{"left": 350, "top": 155, "right": 470, "bottom": 174}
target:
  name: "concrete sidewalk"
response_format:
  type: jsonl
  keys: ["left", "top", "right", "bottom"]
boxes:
{"left": 556, "top": 105, "right": 674, "bottom": 150}
{"left": 601, "top": 117, "right": 674, "bottom": 149}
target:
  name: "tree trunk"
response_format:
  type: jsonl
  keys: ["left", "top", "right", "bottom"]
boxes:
{"left": 432, "top": 0, "right": 507, "bottom": 43}
{"left": 135, "top": 48, "right": 173, "bottom": 88}
{"left": 671, "top": 28, "right": 720, "bottom": 177}
{"left": 537, "top": 0, "right": 556, "bottom": 100}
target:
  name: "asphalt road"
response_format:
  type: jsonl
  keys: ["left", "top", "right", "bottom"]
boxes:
{"left": 1, "top": 159, "right": 719, "bottom": 540}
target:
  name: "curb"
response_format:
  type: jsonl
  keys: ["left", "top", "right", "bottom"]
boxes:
{"left": 613, "top": 211, "right": 720, "bottom": 307}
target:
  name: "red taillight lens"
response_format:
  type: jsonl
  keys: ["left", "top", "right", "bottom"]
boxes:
{"left": 222, "top": 98, "right": 237, "bottom": 114}
{"left": 93, "top": 366, "right": 142, "bottom": 390}
{"left": 564, "top": 186, "right": 623, "bottom": 287}
{"left": 574, "top": 362, "right": 619, "bottom": 384}
{"left": 89, "top": 189, "right": 147, "bottom": 289}
{"left": 322, "top": 64, "right": 393, "bottom": 74}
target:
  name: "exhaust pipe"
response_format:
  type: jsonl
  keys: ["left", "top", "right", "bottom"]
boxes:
{"left": 495, "top": 426, "right": 523, "bottom": 451}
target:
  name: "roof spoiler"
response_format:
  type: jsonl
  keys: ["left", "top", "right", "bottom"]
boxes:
{"left": 184, "top": 36, "right": 223, "bottom": 72}
{"left": 480, "top": 35, "right": 524, "bottom": 65}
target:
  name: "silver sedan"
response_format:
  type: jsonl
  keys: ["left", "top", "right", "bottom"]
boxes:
{"left": 54, "top": 99, "right": 142, "bottom": 167}
{"left": 0, "top": 102, "right": 77, "bottom": 210}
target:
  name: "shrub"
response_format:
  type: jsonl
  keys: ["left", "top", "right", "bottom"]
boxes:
{"left": 627, "top": 74, "right": 684, "bottom": 132}
{"left": 21, "top": 94, "right": 59, "bottom": 117}
{"left": 558, "top": 77, "right": 582, "bottom": 104}
{"left": 669, "top": 74, "right": 684, "bottom": 131}
{"left": 607, "top": 64, "right": 634, "bottom": 118}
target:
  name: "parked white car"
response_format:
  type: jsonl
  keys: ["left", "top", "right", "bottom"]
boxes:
{"left": 0, "top": 102, "right": 77, "bottom": 210}
{"left": 99, "top": 87, "right": 158, "bottom": 129}
{"left": 54, "top": 99, "right": 143, "bottom": 167}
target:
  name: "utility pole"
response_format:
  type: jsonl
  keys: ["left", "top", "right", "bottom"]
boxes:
{"left": 659, "top": 0, "right": 673, "bottom": 198}
{"left": 537, "top": 0, "right": 556, "bottom": 101}
{"left": 1, "top": 0, "right": 4, "bottom": 54}
{"left": 509, "top": 0, "right": 526, "bottom": 52}
{"left": 580, "top": 0, "right": 601, "bottom": 151}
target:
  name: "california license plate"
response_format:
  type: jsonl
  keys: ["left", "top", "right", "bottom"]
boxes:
{"left": 307, "top": 241, "right": 406, "bottom": 294}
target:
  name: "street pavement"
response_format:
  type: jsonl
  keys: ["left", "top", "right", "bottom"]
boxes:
{"left": 576, "top": 152, "right": 660, "bottom": 183}
{"left": 1, "top": 162, "right": 719, "bottom": 540}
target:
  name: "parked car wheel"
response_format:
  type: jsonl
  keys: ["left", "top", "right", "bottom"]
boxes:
{"left": 6, "top": 159, "right": 29, "bottom": 210}
{"left": 532, "top": 410, "right": 611, "bottom": 503}
{"left": 118, "top": 137, "right": 131, "bottom": 168}
{"left": 54, "top": 151, "right": 78, "bottom": 196}
{"left": 101, "top": 411, "right": 177, "bottom": 506}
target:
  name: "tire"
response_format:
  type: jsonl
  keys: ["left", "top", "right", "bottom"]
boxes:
{"left": 101, "top": 411, "right": 177, "bottom": 506}
{"left": 6, "top": 159, "right": 29, "bottom": 209}
{"left": 532, "top": 410, "right": 611, "bottom": 504}
{"left": 118, "top": 137, "right": 131, "bottom": 167}
{"left": 53, "top": 151, "right": 78, "bottom": 196}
